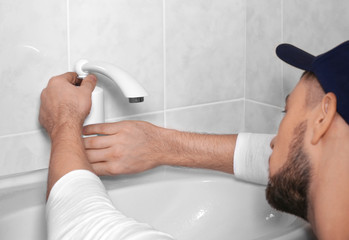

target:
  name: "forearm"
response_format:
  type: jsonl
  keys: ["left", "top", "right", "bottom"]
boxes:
{"left": 84, "top": 121, "right": 273, "bottom": 184}
{"left": 47, "top": 122, "right": 93, "bottom": 197}
{"left": 160, "top": 128, "right": 237, "bottom": 174}
{"left": 83, "top": 121, "right": 237, "bottom": 176}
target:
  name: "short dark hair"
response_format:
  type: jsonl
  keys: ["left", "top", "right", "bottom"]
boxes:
{"left": 302, "top": 71, "right": 325, "bottom": 109}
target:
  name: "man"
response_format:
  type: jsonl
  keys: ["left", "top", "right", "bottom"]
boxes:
{"left": 40, "top": 41, "right": 349, "bottom": 239}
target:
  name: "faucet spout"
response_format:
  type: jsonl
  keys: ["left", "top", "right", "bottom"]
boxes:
{"left": 75, "top": 59, "right": 148, "bottom": 103}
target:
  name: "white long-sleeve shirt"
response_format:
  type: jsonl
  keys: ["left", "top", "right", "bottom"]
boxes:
{"left": 46, "top": 170, "right": 175, "bottom": 240}
{"left": 46, "top": 133, "right": 274, "bottom": 239}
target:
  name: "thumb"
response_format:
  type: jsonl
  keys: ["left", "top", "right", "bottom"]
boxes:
{"left": 80, "top": 74, "right": 97, "bottom": 93}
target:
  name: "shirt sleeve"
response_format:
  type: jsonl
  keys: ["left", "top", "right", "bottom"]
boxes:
{"left": 46, "top": 170, "right": 175, "bottom": 240}
{"left": 233, "top": 133, "right": 275, "bottom": 185}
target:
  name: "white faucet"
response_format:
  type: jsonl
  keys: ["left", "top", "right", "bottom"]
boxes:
{"left": 74, "top": 59, "right": 149, "bottom": 126}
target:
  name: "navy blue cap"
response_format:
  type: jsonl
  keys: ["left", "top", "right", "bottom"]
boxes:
{"left": 276, "top": 41, "right": 349, "bottom": 125}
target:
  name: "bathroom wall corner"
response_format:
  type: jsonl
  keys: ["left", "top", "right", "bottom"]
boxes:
{"left": 244, "top": 100, "right": 282, "bottom": 134}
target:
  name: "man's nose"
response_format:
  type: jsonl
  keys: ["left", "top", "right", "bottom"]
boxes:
{"left": 270, "top": 137, "right": 276, "bottom": 149}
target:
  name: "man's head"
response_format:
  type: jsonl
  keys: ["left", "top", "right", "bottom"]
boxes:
{"left": 266, "top": 72, "right": 325, "bottom": 220}
{"left": 266, "top": 41, "right": 349, "bottom": 221}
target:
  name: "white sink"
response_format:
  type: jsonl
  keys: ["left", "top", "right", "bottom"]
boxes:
{"left": 0, "top": 167, "right": 316, "bottom": 239}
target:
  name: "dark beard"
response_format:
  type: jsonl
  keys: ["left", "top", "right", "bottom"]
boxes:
{"left": 266, "top": 121, "right": 311, "bottom": 221}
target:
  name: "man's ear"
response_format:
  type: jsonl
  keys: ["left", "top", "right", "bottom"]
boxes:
{"left": 311, "top": 92, "right": 337, "bottom": 145}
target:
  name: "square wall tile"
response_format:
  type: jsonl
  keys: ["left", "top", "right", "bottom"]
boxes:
{"left": 244, "top": 100, "right": 283, "bottom": 134}
{"left": 283, "top": 0, "right": 349, "bottom": 95}
{"left": 246, "top": 0, "right": 283, "bottom": 107}
{"left": 166, "top": 100, "right": 244, "bottom": 134}
{"left": 0, "top": 0, "right": 68, "bottom": 136}
{"left": 69, "top": 0, "right": 164, "bottom": 119}
{"left": 166, "top": 0, "right": 245, "bottom": 108}
{"left": 0, "top": 130, "right": 50, "bottom": 176}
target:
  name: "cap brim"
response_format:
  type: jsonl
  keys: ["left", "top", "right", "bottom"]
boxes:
{"left": 276, "top": 43, "right": 315, "bottom": 71}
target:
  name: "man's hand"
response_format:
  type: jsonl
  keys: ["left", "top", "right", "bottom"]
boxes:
{"left": 83, "top": 120, "right": 237, "bottom": 176}
{"left": 83, "top": 121, "right": 165, "bottom": 175}
{"left": 39, "top": 72, "right": 97, "bottom": 197}
{"left": 39, "top": 72, "right": 97, "bottom": 137}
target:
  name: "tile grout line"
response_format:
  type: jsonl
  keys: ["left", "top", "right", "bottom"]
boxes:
{"left": 66, "top": 0, "right": 71, "bottom": 71}
{"left": 245, "top": 98, "right": 284, "bottom": 110}
{"left": 98, "top": 99, "right": 245, "bottom": 122}
{"left": 106, "top": 110, "right": 166, "bottom": 122}
{"left": 109, "top": 99, "right": 245, "bottom": 121}
{"left": 0, "top": 129, "right": 44, "bottom": 140}
{"left": 166, "top": 99, "right": 244, "bottom": 113}
{"left": 162, "top": 0, "right": 167, "bottom": 128}
{"left": 1, "top": 98, "right": 272, "bottom": 140}
{"left": 243, "top": 0, "right": 247, "bottom": 132}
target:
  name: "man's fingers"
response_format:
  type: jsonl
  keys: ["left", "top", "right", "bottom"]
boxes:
{"left": 47, "top": 72, "right": 80, "bottom": 87}
{"left": 84, "top": 135, "right": 113, "bottom": 149}
{"left": 80, "top": 74, "right": 97, "bottom": 93}
{"left": 56, "top": 72, "right": 79, "bottom": 84}
{"left": 86, "top": 148, "right": 110, "bottom": 163}
{"left": 65, "top": 72, "right": 79, "bottom": 85}
{"left": 49, "top": 72, "right": 95, "bottom": 88}
{"left": 91, "top": 162, "right": 125, "bottom": 176}
{"left": 91, "top": 162, "right": 111, "bottom": 176}
{"left": 83, "top": 122, "right": 122, "bottom": 135}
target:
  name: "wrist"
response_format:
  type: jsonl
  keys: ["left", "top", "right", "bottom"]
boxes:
{"left": 50, "top": 121, "right": 82, "bottom": 140}
{"left": 158, "top": 127, "right": 188, "bottom": 165}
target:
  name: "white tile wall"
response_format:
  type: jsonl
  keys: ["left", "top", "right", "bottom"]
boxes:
{"left": 69, "top": 0, "right": 164, "bottom": 118}
{"left": 0, "top": 130, "right": 50, "bottom": 176}
{"left": 166, "top": 100, "right": 244, "bottom": 134}
{"left": 165, "top": 0, "right": 246, "bottom": 108}
{"left": 0, "top": 0, "right": 67, "bottom": 136}
{"left": 244, "top": 100, "right": 283, "bottom": 134}
{"left": 246, "top": 0, "right": 283, "bottom": 107}
{"left": 0, "top": 0, "right": 348, "bottom": 176}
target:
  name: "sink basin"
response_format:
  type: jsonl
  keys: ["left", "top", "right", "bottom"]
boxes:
{"left": 0, "top": 167, "right": 316, "bottom": 239}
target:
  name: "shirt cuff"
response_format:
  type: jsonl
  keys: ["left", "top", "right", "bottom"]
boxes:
{"left": 233, "top": 133, "right": 275, "bottom": 185}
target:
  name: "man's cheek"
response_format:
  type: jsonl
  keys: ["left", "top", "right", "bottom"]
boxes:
{"left": 269, "top": 147, "right": 282, "bottom": 173}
